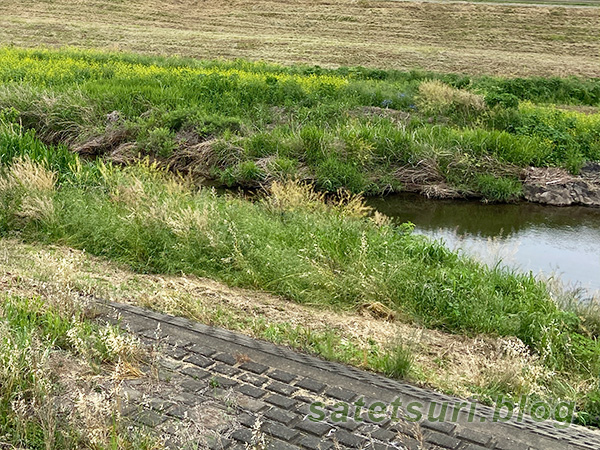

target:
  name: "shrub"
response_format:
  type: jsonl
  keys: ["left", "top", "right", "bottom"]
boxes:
{"left": 235, "top": 160, "right": 265, "bottom": 183}
{"left": 138, "top": 127, "right": 176, "bottom": 157}
{"left": 315, "top": 155, "right": 368, "bottom": 192}
{"left": 300, "top": 125, "right": 328, "bottom": 162}
{"left": 244, "top": 132, "right": 281, "bottom": 158}
{"left": 0, "top": 157, "right": 56, "bottom": 231}
{"left": 475, "top": 174, "right": 522, "bottom": 202}
{"left": 485, "top": 92, "right": 520, "bottom": 109}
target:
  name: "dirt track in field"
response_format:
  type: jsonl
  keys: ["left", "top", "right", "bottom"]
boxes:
{"left": 0, "top": 0, "right": 598, "bottom": 77}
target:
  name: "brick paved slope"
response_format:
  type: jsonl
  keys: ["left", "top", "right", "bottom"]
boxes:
{"left": 99, "top": 301, "right": 600, "bottom": 450}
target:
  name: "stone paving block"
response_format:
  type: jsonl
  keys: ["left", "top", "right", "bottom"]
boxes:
{"left": 421, "top": 420, "right": 456, "bottom": 435}
{"left": 180, "top": 377, "right": 208, "bottom": 393}
{"left": 268, "top": 369, "right": 297, "bottom": 383}
{"left": 262, "top": 420, "right": 299, "bottom": 442}
{"left": 159, "top": 357, "right": 183, "bottom": 370}
{"left": 157, "top": 369, "right": 175, "bottom": 383}
{"left": 237, "top": 413, "right": 256, "bottom": 428}
{"left": 162, "top": 332, "right": 189, "bottom": 347}
{"left": 228, "top": 445, "right": 246, "bottom": 450}
{"left": 210, "top": 375, "right": 238, "bottom": 389}
{"left": 295, "top": 377, "right": 327, "bottom": 393}
{"left": 139, "top": 328, "right": 161, "bottom": 341}
{"left": 120, "top": 404, "right": 139, "bottom": 417}
{"left": 388, "top": 421, "right": 421, "bottom": 439}
{"left": 148, "top": 398, "right": 175, "bottom": 412}
{"left": 266, "top": 380, "right": 299, "bottom": 396}
{"left": 264, "top": 406, "right": 298, "bottom": 426}
{"left": 370, "top": 443, "right": 393, "bottom": 450}
{"left": 295, "top": 419, "right": 333, "bottom": 437}
{"left": 236, "top": 383, "right": 267, "bottom": 399}
{"left": 122, "top": 386, "right": 143, "bottom": 402}
{"left": 455, "top": 426, "right": 491, "bottom": 446}
{"left": 363, "top": 411, "right": 392, "bottom": 426}
{"left": 293, "top": 393, "right": 318, "bottom": 405}
{"left": 396, "top": 434, "right": 426, "bottom": 450}
{"left": 324, "top": 386, "right": 356, "bottom": 402}
{"left": 298, "top": 434, "right": 334, "bottom": 450}
{"left": 462, "top": 444, "right": 489, "bottom": 450}
{"left": 207, "top": 387, "right": 232, "bottom": 400}
{"left": 295, "top": 403, "right": 314, "bottom": 417}
{"left": 184, "top": 353, "right": 214, "bottom": 368}
{"left": 332, "top": 429, "right": 367, "bottom": 448}
{"left": 239, "top": 361, "right": 269, "bottom": 374}
{"left": 166, "top": 404, "right": 191, "bottom": 420}
{"left": 213, "top": 352, "right": 237, "bottom": 365}
{"left": 265, "top": 393, "right": 297, "bottom": 409}
{"left": 117, "top": 315, "right": 152, "bottom": 334}
{"left": 186, "top": 343, "right": 216, "bottom": 357}
{"left": 180, "top": 391, "right": 205, "bottom": 406}
{"left": 265, "top": 440, "right": 302, "bottom": 450}
{"left": 231, "top": 427, "right": 253, "bottom": 444}
{"left": 238, "top": 372, "right": 268, "bottom": 387}
{"left": 181, "top": 365, "right": 210, "bottom": 380}
{"left": 368, "top": 427, "right": 397, "bottom": 442}
{"left": 133, "top": 410, "right": 168, "bottom": 427}
{"left": 166, "top": 345, "right": 189, "bottom": 360}
{"left": 493, "top": 436, "right": 531, "bottom": 450}
{"left": 213, "top": 363, "right": 241, "bottom": 377}
{"left": 236, "top": 394, "right": 268, "bottom": 413}
{"left": 336, "top": 418, "right": 361, "bottom": 432}
{"left": 163, "top": 372, "right": 187, "bottom": 387}
{"left": 425, "top": 430, "right": 461, "bottom": 449}
{"left": 206, "top": 436, "right": 232, "bottom": 450}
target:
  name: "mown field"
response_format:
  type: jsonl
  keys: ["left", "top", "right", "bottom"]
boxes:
{"left": 0, "top": 0, "right": 599, "bottom": 78}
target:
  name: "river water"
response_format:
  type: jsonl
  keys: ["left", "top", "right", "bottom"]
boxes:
{"left": 367, "top": 194, "right": 600, "bottom": 297}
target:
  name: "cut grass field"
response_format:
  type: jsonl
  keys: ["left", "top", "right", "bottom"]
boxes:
{"left": 0, "top": 0, "right": 598, "bottom": 78}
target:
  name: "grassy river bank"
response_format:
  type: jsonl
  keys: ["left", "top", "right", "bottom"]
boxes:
{"left": 0, "top": 49, "right": 599, "bottom": 448}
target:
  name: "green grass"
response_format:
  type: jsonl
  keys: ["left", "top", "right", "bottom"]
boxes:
{"left": 0, "top": 48, "right": 599, "bottom": 202}
{"left": 0, "top": 293, "right": 148, "bottom": 450}
{"left": 0, "top": 124, "right": 598, "bottom": 425}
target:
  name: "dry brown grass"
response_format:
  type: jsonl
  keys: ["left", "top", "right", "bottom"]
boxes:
{"left": 0, "top": 0, "right": 598, "bottom": 77}
{"left": 417, "top": 80, "right": 487, "bottom": 115}
{"left": 0, "top": 237, "right": 558, "bottom": 400}
{"left": 0, "top": 157, "right": 57, "bottom": 224}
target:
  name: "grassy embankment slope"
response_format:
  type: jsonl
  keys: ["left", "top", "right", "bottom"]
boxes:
{"left": 0, "top": 48, "right": 600, "bottom": 201}
{"left": 0, "top": 67, "right": 599, "bottom": 432}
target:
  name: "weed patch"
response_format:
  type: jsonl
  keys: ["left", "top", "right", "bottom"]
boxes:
{"left": 0, "top": 48, "right": 598, "bottom": 201}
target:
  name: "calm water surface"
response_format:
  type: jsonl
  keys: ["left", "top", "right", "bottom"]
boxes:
{"left": 367, "top": 194, "right": 600, "bottom": 297}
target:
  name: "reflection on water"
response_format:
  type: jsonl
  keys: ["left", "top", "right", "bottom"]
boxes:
{"left": 367, "top": 194, "right": 600, "bottom": 296}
